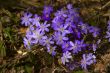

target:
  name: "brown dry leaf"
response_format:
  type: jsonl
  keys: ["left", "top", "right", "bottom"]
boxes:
{"left": 40, "top": 67, "right": 52, "bottom": 73}
{"left": 91, "top": 0, "right": 100, "bottom": 2}
{"left": 95, "top": 49, "right": 110, "bottom": 73}
{"left": 101, "top": 53, "right": 110, "bottom": 66}
{"left": 80, "top": 8, "right": 89, "bottom": 16}
{"left": 79, "top": 0, "right": 100, "bottom": 3}
{"left": 18, "top": 27, "right": 28, "bottom": 34}
{"left": 94, "top": 61, "right": 106, "bottom": 73}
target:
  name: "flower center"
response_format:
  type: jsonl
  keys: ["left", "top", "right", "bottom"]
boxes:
{"left": 24, "top": 16, "right": 29, "bottom": 21}
{"left": 60, "top": 28, "right": 64, "bottom": 32}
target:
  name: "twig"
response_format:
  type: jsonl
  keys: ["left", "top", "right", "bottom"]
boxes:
{"left": 52, "top": 67, "right": 59, "bottom": 73}
{"left": 101, "top": 1, "right": 110, "bottom": 9}
{"left": 0, "top": 21, "right": 2, "bottom": 41}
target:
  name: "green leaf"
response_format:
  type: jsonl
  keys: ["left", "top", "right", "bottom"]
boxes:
{"left": 25, "top": 65, "right": 32, "bottom": 73}
{"left": 3, "top": 27, "right": 14, "bottom": 43}
{"left": 0, "top": 41, "right": 6, "bottom": 57}
{"left": 74, "top": 70, "right": 84, "bottom": 73}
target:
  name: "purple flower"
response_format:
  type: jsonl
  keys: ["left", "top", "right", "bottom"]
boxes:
{"left": 55, "top": 24, "right": 70, "bottom": 35}
{"left": 42, "top": 14, "right": 51, "bottom": 21}
{"left": 65, "top": 22, "right": 76, "bottom": 33}
{"left": 24, "top": 29, "right": 34, "bottom": 46}
{"left": 67, "top": 4, "right": 73, "bottom": 10}
{"left": 43, "top": 6, "right": 53, "bottom": 14}
{"left": 21, "top": 12, "right": 32, "bottom": 26}
{"left": 39, "top": 21, "right": 50, "bottom": 32}
{"left": 92, "top": 44, "right": 97, "bottom": 52}
{"left": 55, "top": 9, "right": 68, "bottom": 18}
{"left": 66, "top": 63, "right": 75, "bottom": 70}
{"left": 47, "top": 46, "right": 56, "bottom": 56}
{"left": 68, "top": 8, "right": 79, "bottom": 17}
{"left": 65, "top": 14, "right": 75, "bottom": 23}
{"left": 79, "top": 22, "right": 89, "bottom": 34}
{"left": 81, "top": 53, "right": 96, "bottom": 70}
{"left": 68, "top": 9, "right": 80, "bottom": 23}
{"left": 23, "top": 37, "right": 31, "bottom": 49}
{"left": 89, "top": 26, "right": 100, "bottom": 37}
{"left": 79, "top": 40, "right": 87, "bottom": 48}
{"left": 41, "top": 36, "right": 54, "bottom": 48}
{"left": 62, "top": 41, "right": 71, "bottom": 52}
{"left": 97, "top": 39, "right": 101, "bottom": 44}
{"left": 30, "top": 29, "right": 45, "bottom": 44}
{"left": 52, "top": 16, "right": 64, "bottom": 30}
{"left": 52, "top": 9, "right": 67, "bottom": 30}
{"left": 53, "top": 32, "right": 68, "bottom": 45}
{"left": 31, "top": 14, "right": 40, "bottom": 26}
{"left": 105, "top": 31, "right": 110, "bottom": 42}
{"left": 107, "top": 20, "right": 110, "bottom": 31}
{"left": 66, "top": 5, "right": 80, "bottom": 23}
{"left": 26, "top": 27, "right": 33, "bottom": 36}
{"left": 61, "top": 51, "right": 72, "bottom": 65}
{"left": 69, "top": 40, "right": 82, "bottom": 53}
{"left": 66, "top": 62, "right": 79, "bottom": 70}
{"left": 42, "top": 6, "right": 53, "bottom": 21}
{"left": 105, "top": 20, "right": 110, "bottom": 42}
{"left": 74, "top": 29, "right": 81, "bottom": 39}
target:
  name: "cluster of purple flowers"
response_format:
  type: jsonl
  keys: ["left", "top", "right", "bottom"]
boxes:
{"left": 21, "top": 4, "right": 100, "bottom": 70}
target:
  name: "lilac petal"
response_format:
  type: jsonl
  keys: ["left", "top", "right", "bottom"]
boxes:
{"left": 63, "top": 37, "right": 68, "bottom": 40}
{"left": 70, "top": 41, "right": 74, "bottom": 46}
